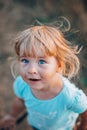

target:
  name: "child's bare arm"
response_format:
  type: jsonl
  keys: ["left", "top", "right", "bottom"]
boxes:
{"left": 0, "top": 97, "right": 25, "bottom": 130}
{"left": 10, "top": 97, "right": 25, "bottom": 118}
{"left": 74, "top": 110, "right": 87, "bottom": 130}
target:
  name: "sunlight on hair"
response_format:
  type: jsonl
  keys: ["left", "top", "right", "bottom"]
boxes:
{"left": 11, "top": 60, "right": 19, "bottom": 79}
{"left": 10, "top": 16, "right": 81, "bottom": 79}
{"left": 50, "top": 16, "right": 71, "bottom": 32}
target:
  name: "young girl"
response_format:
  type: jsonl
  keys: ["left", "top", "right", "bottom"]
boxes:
{"left": 0, "top": 24, "right": 87, "bottom": 130}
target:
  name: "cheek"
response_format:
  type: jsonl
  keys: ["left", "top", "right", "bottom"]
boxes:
{"left": 41, "top": 69, "right": 57, "bottom": 79}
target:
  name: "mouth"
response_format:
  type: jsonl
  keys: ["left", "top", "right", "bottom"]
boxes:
{"left": 29, "top": 78, "right": 40, "bottom": 81}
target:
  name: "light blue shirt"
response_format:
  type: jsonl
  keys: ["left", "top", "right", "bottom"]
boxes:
{"left": 13, "top": 76, "right": 87, "bottom": 130}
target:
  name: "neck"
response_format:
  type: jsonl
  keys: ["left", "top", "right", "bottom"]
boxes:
{"left": 31, "top": 76, "right": 64, "bottom": 100}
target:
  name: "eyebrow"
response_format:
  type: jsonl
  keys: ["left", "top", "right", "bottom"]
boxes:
{"left": 18, "top": 55, "right": 25, "bottom": 59}
{"left": 37, "top": 56, "right": 47, "bottom": 59}
{"left": 19, "top": 55, "right": 46, "bottom": 59}
{"left": 38, "top": 56, "right": 45, "bottom": 58}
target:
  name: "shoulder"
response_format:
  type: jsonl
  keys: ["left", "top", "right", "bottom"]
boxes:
{"left": 13, "top": 76, "right": 30, "bottom": 98}
{"left": 62, "top": 77, "right": 78, "bottom": 98}
{"left": 62, "top": 77, "right": 87, "bottom": 113}
{"left": 14, "top": 76, "right": 28, "bottom": 91}
{"left": 14, "top": 76, "right": 27, "bottom": 86}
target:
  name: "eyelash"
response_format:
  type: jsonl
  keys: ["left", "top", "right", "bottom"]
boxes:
{"left": 21, "top": 59, "right": 29, "bottom": 63}
{"left": 20, "top": 58, "right": 46, "bottom": 65}
{"left": 38, "top": 59, "right": 46, "bottom": 64}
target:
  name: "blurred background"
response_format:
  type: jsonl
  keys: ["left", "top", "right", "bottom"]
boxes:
{"left": 0, "top": 0, "right": 87, "bottom": 129}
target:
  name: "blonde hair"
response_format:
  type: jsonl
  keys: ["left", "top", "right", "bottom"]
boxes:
{"left": 13, "top": 25, "right": 80, "bottom": 79}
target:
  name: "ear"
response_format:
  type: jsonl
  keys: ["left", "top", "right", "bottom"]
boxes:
{"left": 56, "top": 62, "right": 62, "bottom": 73}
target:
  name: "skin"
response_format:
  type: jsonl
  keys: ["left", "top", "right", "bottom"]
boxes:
{"left": 0, "top": 51, "right": 87, "bottom": 130}
{"left": 0, "top": 52, "right": 63, "bottom": 130}
{"left": 19, "top": 54, "right": 63, "bottom": 100}
{"left": 0, "top": 98, "right": 25, "bottom": 130}
{"left": 73, "top": 111, "right": 87, "bottom": 130}
{"left": 19, "top": 50, "right": 87, "bottom": 130}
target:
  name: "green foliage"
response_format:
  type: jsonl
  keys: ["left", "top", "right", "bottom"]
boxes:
{"left": 80, "top": 76, "right": 87, "bottom": 87}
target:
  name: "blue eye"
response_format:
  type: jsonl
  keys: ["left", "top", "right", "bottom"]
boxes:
{"left": 38, "top": 60, "right": 46, "bottom": 64}
{"left": 21, "top": 59, "right": 29, "bottom": 63}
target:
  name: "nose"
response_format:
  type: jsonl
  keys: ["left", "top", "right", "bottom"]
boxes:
{"left": 27, "top": 63, "right": 37, "bottom": 74}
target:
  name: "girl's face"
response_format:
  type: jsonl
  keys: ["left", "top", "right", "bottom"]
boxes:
{"left": 19, "top": 51, "right": 60, "bottom": 91}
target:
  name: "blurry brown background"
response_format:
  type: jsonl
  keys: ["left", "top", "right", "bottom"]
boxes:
{"left": 0, "top": 0, "right": 87, "bottom": 129}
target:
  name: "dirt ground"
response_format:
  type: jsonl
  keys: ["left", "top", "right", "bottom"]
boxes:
{"left": 0, "top": 2, "right": 35, "bottom": 130}
{"left": 0, "top": 1, "right": 87, "bottom": 130}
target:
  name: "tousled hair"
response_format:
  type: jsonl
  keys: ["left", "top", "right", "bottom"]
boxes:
{"left": 13, "top": 25, "right": 80, "bottom": 79}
